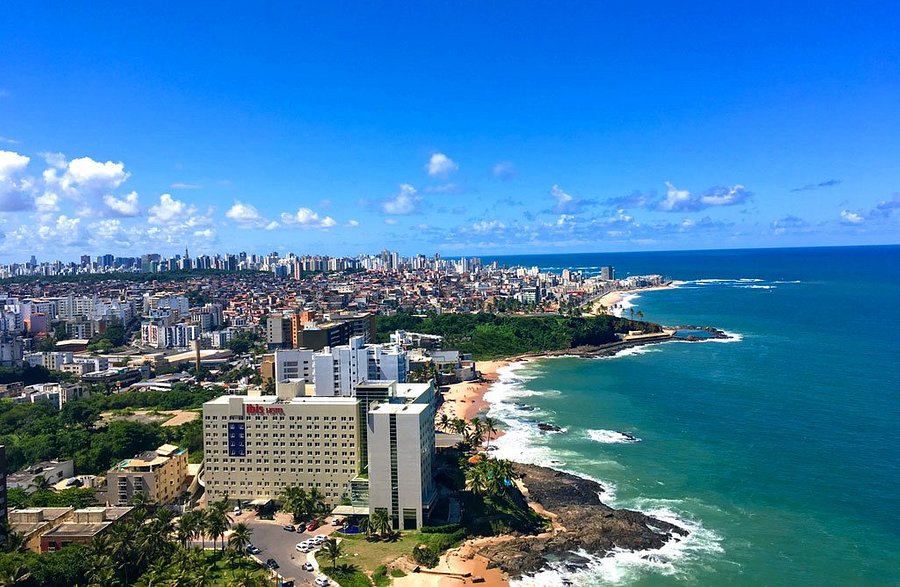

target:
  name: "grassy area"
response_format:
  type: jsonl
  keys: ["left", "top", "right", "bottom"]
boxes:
{"left": 200, "top": 550, "right": 271, "bottom": 584}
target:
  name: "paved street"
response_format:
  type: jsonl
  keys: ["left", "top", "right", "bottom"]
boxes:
{"left": 237, "top": 510, "right": 337, "bottom": 586}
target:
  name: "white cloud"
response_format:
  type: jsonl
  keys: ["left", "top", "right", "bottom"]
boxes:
{"left": 265, "top": 221, "right": 280, "bottom": 230}
{"left": 382, "top": 184, "right": 421, "bottom": 215}
{"left": 657, "top": 182, "right": 751, "bottom": 212}
{"left": 279, "top": 207, "right": 336, "bottom": 229}
{"left": 149, "top": 193, "right": 190, "bottom": 224}
{"left": 40, "top": 152, "right": 68, "bottom": 169}
{"left": 472, "top": 220, "right": 506, "bottom": 233}
{"left": 659, "top": 182, "right": 693, "bottom": 212}
{"left": 193, "top": 228, "right": 215, "bottom": 238}
{"left": 170, "top": 182, "right": 202, "bottom": 190}
{"left": 225, "top": 201, "right": 269, "bottom": 228}
{"left": 384, "top": 218, "right": 399, "bottom": 225}
{"left": 0, "top": 150, "right": 35, "bottom": 211}
{"left": 346, "top": 219, "right": 360, "bottom": 227}
{"left": 699, "top": 184, "right": 749, "bottom": 207}
{"left": 840, "top": 210, "right": 864, "bottom": 225}
{"left": 62, "top": 157, "right": 129, "bottom": 192}
{"left": 0, "top": 151, "right": 29, "bottom": 178}
{"left": 103, "top": 191, "right": 140, "bottom": 216}
{"left": 551, "top": 185, "right": 573, "bottom": 208}
{"left": 426, "top": 153, "right": 458, "bottom": 178}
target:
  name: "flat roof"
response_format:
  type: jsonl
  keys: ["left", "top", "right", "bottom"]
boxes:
{"left": 205, "top": 394, "right": 359, "bottom": 406}
{"left": 369, "top": 402, "right": 429, "bottom": 414}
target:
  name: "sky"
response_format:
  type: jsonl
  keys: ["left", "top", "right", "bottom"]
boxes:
{"left": 1, "top": 1, "right": 899, "bottom": 262}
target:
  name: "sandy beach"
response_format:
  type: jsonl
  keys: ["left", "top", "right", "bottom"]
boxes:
{"left": 588, "top": 283, "right": 675, "bottom": 316}
{"left": 437, "top": 359, "right": 509, "bottom": 422}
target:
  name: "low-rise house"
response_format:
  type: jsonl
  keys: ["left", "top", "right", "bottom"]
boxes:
{"left": 9, "top": 507, "right": 74, "bottom": 552}
{"left": 8, "top": 460, "right": 75, "bottom": 492}
{"left": 40, "top": 506, "right": 133, "bottom": 552}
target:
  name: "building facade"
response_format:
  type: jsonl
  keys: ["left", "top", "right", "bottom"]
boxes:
{"left": 107, "top": 444, "right": 188, "bottom": 505}
{"left": 202, "top": 395, "right": 361, "bottom": 504}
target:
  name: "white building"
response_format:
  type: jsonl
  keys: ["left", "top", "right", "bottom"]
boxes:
{"left": 366, "top": 398, "right": 436, "bottom": 529}
{"left": 312, "top": 336, "right": 408, "bottom": 397}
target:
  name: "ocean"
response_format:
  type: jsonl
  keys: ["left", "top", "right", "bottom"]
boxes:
{"left": 479, "top": 246, "right": 900, "bottom": 586}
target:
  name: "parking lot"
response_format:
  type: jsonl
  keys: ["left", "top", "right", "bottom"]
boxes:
{"left": 235, "top": 510, "right": 337, "bottom": 586}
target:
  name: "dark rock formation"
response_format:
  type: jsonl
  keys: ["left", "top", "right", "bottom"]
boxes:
{"left": 474, "top": 464, "right": 686, "bottom": 579}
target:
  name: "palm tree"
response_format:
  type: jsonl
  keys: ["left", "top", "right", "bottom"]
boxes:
{"left": 322, "top": 537, "right": 342, "bottom": 569}
{"left": 451, "top": 418, "right": 468, "bottom": 435}
{"left": 369, "top": 508, "right": 392, "bottom": 538}
{"left": 204, "top": 505, "right": 232, "bottom": 551}
{"left": 307, "top": 486, "right": 328, "bottom": 517}
{"left": 0, "top": 564, "right": 32, "bottom": 587}
{"left": 465, "top": 463, "right": 488, "bottom": 495}
{"left": 483, "top": 416, "right": 498, "bottom": 449}
{"left": 177, "top": 510, "right": 203, "bottom": 548}
{"left": 280, "top": 485, "right": 310, "bottom": 523}
{"left": 438, "top": 412, "right": 450, "bottom": 432}
{"left": 228, "top": 522, "right": 253, "bottom": 554}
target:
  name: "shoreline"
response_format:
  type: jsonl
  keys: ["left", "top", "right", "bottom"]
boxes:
{"left": 587, "top": 282, "right": 677, "bottom": 317}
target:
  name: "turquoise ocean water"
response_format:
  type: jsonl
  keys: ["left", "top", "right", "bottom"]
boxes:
{"left": 479, "top": 246, "right": 900, "bottom": 586}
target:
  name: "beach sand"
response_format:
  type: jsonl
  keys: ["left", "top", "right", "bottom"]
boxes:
{"left": 588, "top": 283, "right": 675, "bottom": 316}
{"left": 437, "top": 360, "right": 509, "bottom": 422}
{"left": 391, "top": 539, "right": 511, "bottom": 587}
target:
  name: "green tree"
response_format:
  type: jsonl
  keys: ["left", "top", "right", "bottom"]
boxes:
{"left": 322, "top": 537, "right": 342, "bottom": 569}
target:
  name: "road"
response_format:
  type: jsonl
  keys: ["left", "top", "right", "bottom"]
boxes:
{"left": 237, "top": 510, "right": 337, "bottom": 586}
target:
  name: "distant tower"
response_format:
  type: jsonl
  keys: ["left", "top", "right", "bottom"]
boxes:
{"left": 184, "top": 246, "right": 190, "bottom": 260}
{"left": 193, "top": 339, "right": 201, "bottom": 372}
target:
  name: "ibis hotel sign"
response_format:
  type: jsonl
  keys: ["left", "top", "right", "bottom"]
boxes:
{"left": 246, "top": 404, "right": 284, "bottom": 415}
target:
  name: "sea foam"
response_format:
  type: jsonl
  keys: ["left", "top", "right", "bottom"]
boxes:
{"left": 587, "top": 429, "right": 641, "bottom": 444}
{"left": 486, "top": 358, "right": 724, "bottom": 586}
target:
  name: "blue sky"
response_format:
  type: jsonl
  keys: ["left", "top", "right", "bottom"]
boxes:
{"left": 1, "top": 1, "right": 898, "bottom": 261}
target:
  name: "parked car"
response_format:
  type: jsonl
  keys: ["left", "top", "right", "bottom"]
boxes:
{"left": 282, "top": 524, "right": 296, "bottom": 532}
{"left": 311, "top": 535, "right": 326, "bottom": 545}
{"left": 246, "top": 545, "right": 260, "bottom": 555}
{"left": 314, "top": 578, "right": 329, "bottom": 586}
{"left": 266, "top": 559, "right": 279, "bottom": 569}
{"left": 306, "top": 519, "right": 320, "bottom": 531}
{"left": 302, "top": 562, "right": 315, "bottom": 572}
{"left": 330, "top": 517, "right": 344, "bottom": 526}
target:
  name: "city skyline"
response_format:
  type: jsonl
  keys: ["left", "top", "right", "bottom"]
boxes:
{"left": 1, "top": 2, "right": 899, "bottom": 262}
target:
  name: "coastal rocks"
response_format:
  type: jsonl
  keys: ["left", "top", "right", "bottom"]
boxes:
{"left": 474, "top": 464, "right": 687, "bottom": 579}
{"left": 537, "top": 422, "right": 564, "bottom": 433}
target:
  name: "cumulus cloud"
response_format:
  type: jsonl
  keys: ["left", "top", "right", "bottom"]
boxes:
{"left": 382, "top": 184, "right": 421, "bottom": 215}
{"left": 347, "top": 219, "right": 360, "bottom": 227}
{"left": 149, "top": 193, "right": 190, "bottom": 224}
{"left": 426, "top": 153, "right": 458, "bottom": 178}
{"left": 550, "top": 184, "right": 597, "bottom": 214}
{"left": 492, "top": 161, "right": 516, "bottom": 180}
{"left": 840, "top": 210, "right": 864, "bottom": 225}
{"left": 0, "top": 150, "right": 34, "bottom": 211}
{"left": 279, "top": 207, "right": 336, "bottom": 229}
{"left": 225, "top": 200, "right": 276, "bottom": 229}
{"left": 103, "top": 191, "right": 140, "bottom": 216}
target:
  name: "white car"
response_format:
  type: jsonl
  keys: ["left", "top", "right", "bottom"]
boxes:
{"left": 312, "top": 535, "right": 326, "bottom": 545}
{"left": 295, "top": 543, "right": 310, "bottom": 552}
{"left": 314, "top": 578, "right": 330, "bottom": 586}
{"left": 302, "top": 562, "right": 315, "bottom": 572}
